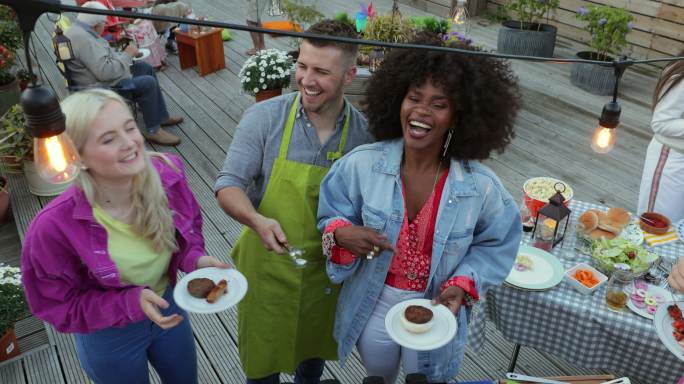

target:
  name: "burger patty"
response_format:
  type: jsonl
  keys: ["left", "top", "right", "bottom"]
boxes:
{"left": 404, "top": 305, "right": 433, "bottom": 324}
{"left": 187, "top": 278, "right": 215, "bottom": 298}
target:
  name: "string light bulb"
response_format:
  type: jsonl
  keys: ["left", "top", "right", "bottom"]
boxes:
{"left": 21, "top": 84, "right": 80, "bottom": 184}
{"left": 451, "top": 0, "right": 469, "bottom": 35}
{"left": 591, "top": 101, "right": 620, "bottom": 154}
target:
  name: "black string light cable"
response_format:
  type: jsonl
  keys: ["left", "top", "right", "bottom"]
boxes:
{"left": 2, "top": 0, "right": 683, "bottom": 161}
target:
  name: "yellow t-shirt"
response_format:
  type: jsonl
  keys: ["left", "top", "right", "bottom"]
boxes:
{"left": 93, "top": 205, "right": 172, "bottom": 295}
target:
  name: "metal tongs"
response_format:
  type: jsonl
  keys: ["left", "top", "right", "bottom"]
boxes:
{"left": 278, "top": 241, "right": 307, "bottom": 269}
{"left": 505, "top": 373, "right": 570, "bottom": 384}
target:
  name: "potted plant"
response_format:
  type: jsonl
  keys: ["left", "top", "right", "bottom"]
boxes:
{"left": 0, "top": 6, "right": 22, "bottom": 116}
{"left": 16, "top": 69, "right": 35, "bottom": 92}
{"left": 411, "top": 16, "right": 450, "bottom": 38}
{"left": 0, "top": 175, "right": 8, "bottom": 223}
{"left": 239, "top": 49, "right": 294, "bottom": 102}
{"left": 0, "top": 104, "right": 73, "bottom": 196}
{"left": 0, "top": 263, "right": 26, "bottom": 362}
{"left": 358, "top": 13, "right": 416, "bottom": 66}
{"left": 570, "top": 5, "right": 635, "bottom": 95}
{"left": 497, "top": 0, "right": 560, "bottom": 57}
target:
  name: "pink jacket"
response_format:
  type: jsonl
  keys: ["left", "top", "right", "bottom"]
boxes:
{"left": 21, "top": 154, "right": 205, "bottom": 333}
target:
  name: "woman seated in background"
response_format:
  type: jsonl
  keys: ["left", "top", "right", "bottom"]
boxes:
{"left": 21, "top": 89, "right": 229, "bottom": 384}
{"left": 317, "top": 35, "right": 523, "bottom": 383}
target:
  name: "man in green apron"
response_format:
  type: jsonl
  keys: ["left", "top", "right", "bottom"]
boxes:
{"left": 214, "top": 20, "right": 373, "bottom": 384}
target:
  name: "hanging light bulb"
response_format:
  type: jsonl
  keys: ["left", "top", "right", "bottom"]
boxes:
{"left": 591, "top": 101, "right": 620, "bottom": 154}
{"left": 21, "top": 84, "right": 80, "bottom": 184}
{"left": 33, "top": 132, "right": 79, "bottom": 183}
{"left": 451, "top": 0, "right": 469, "bottom": 35}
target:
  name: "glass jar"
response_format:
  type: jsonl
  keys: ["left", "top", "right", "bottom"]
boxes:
{"left": 532, "top": 219, "right": 554, "bottom": 251}
{"left": 520, "top": 202, "right": 534, "bottom": 233}
{"left": 605, "top": 266, "right": 631, "bottom": 312}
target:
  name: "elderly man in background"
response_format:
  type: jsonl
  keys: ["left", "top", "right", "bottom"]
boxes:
{"left": 65, "top": 1, "right": 183, "bottom": 146}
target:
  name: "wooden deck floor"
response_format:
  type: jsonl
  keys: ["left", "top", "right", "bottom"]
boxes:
{"left": 0, "top": 0, "right": 662, "bottom": 382}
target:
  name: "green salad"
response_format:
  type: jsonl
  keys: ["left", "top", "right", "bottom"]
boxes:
{"left": 591, "top": 238, "right": 659, "bottom": 273}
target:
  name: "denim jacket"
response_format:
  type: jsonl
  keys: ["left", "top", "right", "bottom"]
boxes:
{"left": 317, "top": 139, "right": 522, "bottom": 381}
{"left": 21, "top": 154, "right": 205, "bottom": 334}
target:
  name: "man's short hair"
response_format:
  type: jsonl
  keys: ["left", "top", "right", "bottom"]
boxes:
{"left": 77, "top": 1, "right": 109, "bottom": 26}
{"left": 303, "top": 20, "right": 359, "bottom": 60}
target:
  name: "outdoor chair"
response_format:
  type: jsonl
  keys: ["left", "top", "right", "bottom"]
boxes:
{"left": 54, "top": 57, "right": 139, "bottom": 121}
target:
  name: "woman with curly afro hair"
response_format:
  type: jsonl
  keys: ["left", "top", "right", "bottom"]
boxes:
{"left": 317, "top": 36, "right": 523, "bottom": 383}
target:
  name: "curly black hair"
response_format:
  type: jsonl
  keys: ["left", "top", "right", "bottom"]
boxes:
{"left": 362, "top": 34, "right": 521, "bottom": 161}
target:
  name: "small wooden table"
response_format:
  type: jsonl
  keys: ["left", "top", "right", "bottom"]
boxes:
{"left": 175, "top": 28, "right": 225, "bottom": 76}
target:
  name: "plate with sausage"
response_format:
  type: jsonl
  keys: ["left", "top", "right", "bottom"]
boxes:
{"left": 173, "top": 267, "right": 248, "bottom": 314}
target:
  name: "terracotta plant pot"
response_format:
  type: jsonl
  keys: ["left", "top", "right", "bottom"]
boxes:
{"left": 0, "top": 328, "right": 21, "bottom": 362}
{"left": 0, "top": 175, "right": 9, "bottom": 224}
{"left": 255, "top": 88, "right": 282, "bottom": 103}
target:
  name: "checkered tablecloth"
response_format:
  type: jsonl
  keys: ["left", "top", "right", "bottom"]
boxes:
{"left": 466, "top": 200, "right": 684, "bottom": 384}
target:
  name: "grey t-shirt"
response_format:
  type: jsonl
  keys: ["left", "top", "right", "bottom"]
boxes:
{"left": 214, "top": 92, "right": 374, "bottom": 207}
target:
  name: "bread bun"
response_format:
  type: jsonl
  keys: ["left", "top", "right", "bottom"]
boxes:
{"left": 401, "top": 305, "right": 434, "bottom": 334}
{"left": 598, "top": 219, "right": 623, "bottom": 235}
{"left": 590, "top": 228, "right": 616, "bottom": 240}
{"left": 577, "top": 210, "right": 599, "bottom": 233}
{"left": 607, "top": 207, "right": 630, "bottom": 227}
{"left": 595, "top": 211, "right": 608, "bottom": 223}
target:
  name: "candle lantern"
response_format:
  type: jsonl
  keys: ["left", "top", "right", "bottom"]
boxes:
{"left": 52, "top": 26, "right": 74, "bottom": 61}
{"left": 531, "top": 182, "right": 571, "bottom": 251}
{"left": 369, "top": 47, "right": 384, "bottom": 72}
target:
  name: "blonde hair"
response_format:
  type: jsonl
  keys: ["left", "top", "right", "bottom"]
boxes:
{"left": 61, "top": 89, "right": 178, "bottom": 253}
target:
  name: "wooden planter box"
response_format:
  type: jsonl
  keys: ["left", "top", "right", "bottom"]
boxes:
{"left": 0, "top": 328, "right": 21, "bottom": 362}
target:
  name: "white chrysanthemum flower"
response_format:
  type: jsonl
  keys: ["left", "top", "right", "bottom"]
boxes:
{"left": 253, "top": 87, "right": 259, "bottom": 93}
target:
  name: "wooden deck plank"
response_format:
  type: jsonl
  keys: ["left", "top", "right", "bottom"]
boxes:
{"left": 0, "top": 359, "right": 26, "bottom": 384}
{"left": 23, "top": 346, "right": 65, "bottom": 384}
{"left": 1, "top": 0, "right": 669, "bottom": 382}
{"left": 0, "top": 219, "right": 22, "bottom": 266}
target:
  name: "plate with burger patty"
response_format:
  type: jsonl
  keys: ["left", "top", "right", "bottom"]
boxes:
{"left": 173, "top": 267, "right": 248, "bottom": 314}
{"left": 384, "top": 298, "right": 458, "bottom": 351}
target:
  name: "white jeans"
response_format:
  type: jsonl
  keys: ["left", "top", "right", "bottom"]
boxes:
{"left": 357, "top": 285, "right": 423, "bottom": 384}
{"left": 638, "top": 139, "right": 684, "bottom": 222}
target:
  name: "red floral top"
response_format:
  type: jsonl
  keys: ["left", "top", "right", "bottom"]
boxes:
{"left": 324, "top": 167, "right": 479, "bottom": 303}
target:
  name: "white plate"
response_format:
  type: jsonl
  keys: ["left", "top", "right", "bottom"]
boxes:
{"left": 173, "top": 267, "right": 248, "bottom": 314}
{"left": 504, "top": 245, "right": 565, "bottom": 290}
{"left": 653, "top": 300, "right": 684, "bottom": 362}
{"left": 618, "top": 222, "right": 644, "bottom": 246}
{"left": 384, "top": 298, "right": 457, "bottom": 351}
{"left": 625, "top": 281, "right": 670, "bottom": 320}
{"left": 133, "top": 48, "right": 150, "bottom": 61}
{"left": 675, "top": 219, "right": 684, "bottom": 245}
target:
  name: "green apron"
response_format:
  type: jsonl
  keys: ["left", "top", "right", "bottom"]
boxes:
{"left": 231, "top": 93, "right": 350, "bottom": 379}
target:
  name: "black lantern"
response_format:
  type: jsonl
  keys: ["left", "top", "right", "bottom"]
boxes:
{"left": 52, "top": 25, "right": 74, "bottom": 61}
{"left": 531, "top": 182, "right": 571, "bottom": 251}
{"left": 369, "top": 47, "right": 384, "bottom": 73}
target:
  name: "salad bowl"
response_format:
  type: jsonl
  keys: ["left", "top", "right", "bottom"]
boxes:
{"left": 590, "top": 237, "right": 660, "bottom": 280}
